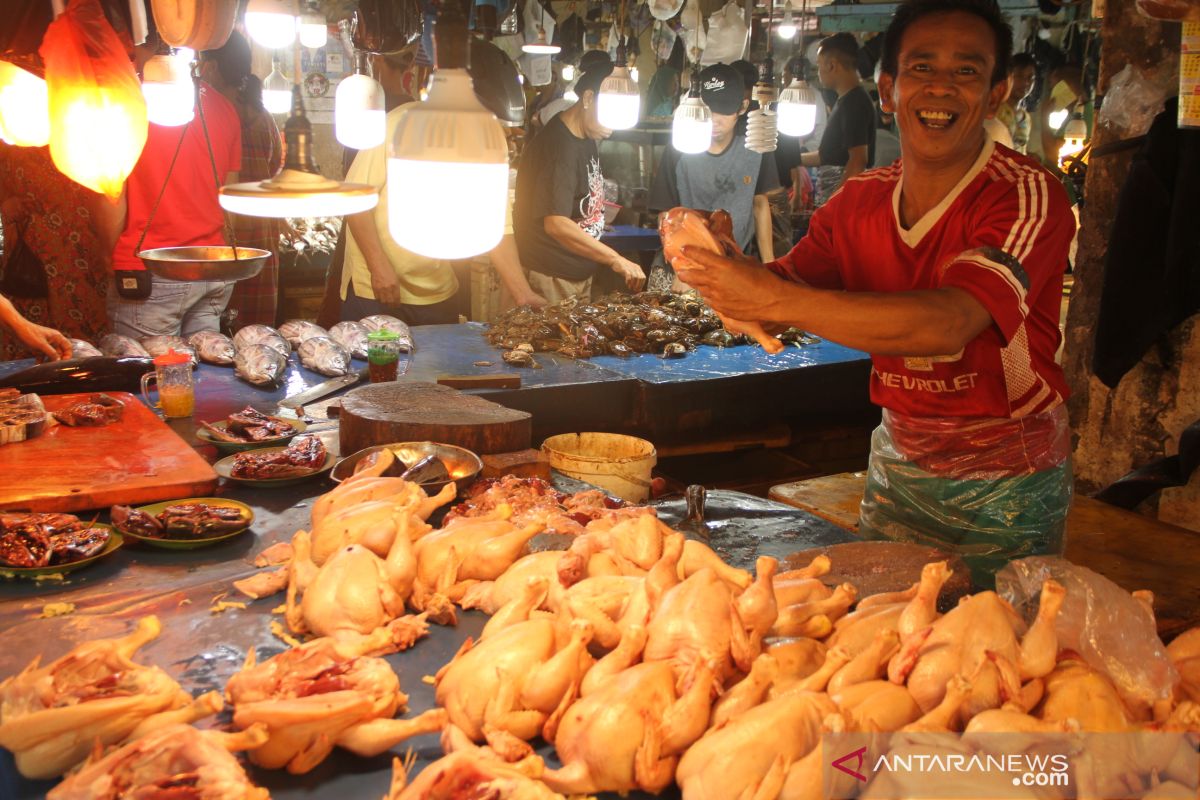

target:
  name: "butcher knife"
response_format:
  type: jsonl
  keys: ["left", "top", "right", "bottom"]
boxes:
{"left": 277, "top": 366, "right": 369, "bottom": 412}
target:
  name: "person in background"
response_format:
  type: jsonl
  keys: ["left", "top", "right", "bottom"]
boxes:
{"left": 0, "top": 292, "right": 70, "bottom": 361}
{"left": 513, "top": 53, "right": 645, "bottom": 303}
{"left": 996, "top": 52, "right": 1036, "bottom": 154}
{"left": 799, "top": 33, "right": 876, "bottom": 205}
{"left": 201, "top": 32, "right": 283, "bottom": 329}
{"left": 1039, "top": 63, "right": 1082, "bottom": 171}
{"left": 0, "top": 141, "right": 113, "bottom": 360}
{"left": 650, "top": 64, "right": 780, "bottom": 263}
{"left": 872, "top": 101, "right": 902, "bottom": 167}
{"left": 107, "top": 39, "right": 242, "bottom": 338}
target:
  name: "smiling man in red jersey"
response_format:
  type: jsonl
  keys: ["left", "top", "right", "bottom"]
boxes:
{"left": 674, "top": 0, "right": 1075, "bottom": 587}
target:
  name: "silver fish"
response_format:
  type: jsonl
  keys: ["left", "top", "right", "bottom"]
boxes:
{"left": 360, "top": 315, "right": 414, "bottom": 352}
{"left": 70, "top": 339, "right": 103, "bottom": 358}
{"left": 233, "top": 324, "right": 290, "bottom": 357}
{"left": 99, "top": 334, "right": 150, "bottom": 358}
{"left": 234, "top": 344, "right": 287, "bottom": 389}
{"left": 329, "top": 321, "right": 369, "bottom": 359}
{"left": 298, "top": 336, "right": 352, "bottom": 377}
{"left": 140, "top": 335, "right": 198, "bottom": 367}
{"left": 278, "top": 320, "right": 329, "bottom": 350}
{"left": 187, "top": 330, "right": 236, "bottom": 366}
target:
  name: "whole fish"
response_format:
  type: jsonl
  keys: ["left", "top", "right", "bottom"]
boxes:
{"left": 329, "top": 321, "right": 369, "bottom": 359}
{"left": 70, "top": 340, "right": 103, "bottom": 358}
{"left": 233, "top": 324, "right": 290, "bottom": 357}
{"left": 278, "top": 320, "right": 329, "bottom": 350}
{"left": 187, "top": 330, "right": 236, "bottom": 366}
{"left": 140, "top": 335, "right": 198, "bottom": 367}
{"left": 298, "top": 336, "right": 352, "bottom": 377}
{"left": 234, "top": 344, "right": 287, "bottom": 389}
{"left": 99, "top": 334, "right": 151, "bottom": 359}
{"left": 360, "top": 315, "right": 414, "bottom": 353}
{"left": 0, "top": 357, "right": 154, "bottom": 393}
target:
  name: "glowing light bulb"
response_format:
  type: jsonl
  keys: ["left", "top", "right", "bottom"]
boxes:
{"left": 672, "top": 95, "right": 712, "bottom": 154}
{"left": 630, "top": 66, "right": 639, "bottom": 83}
{"left": 562, "top": 64, "right": 575, "bottom": 81}
{"left": 1048, "top": 108, "right": 1069, "bottom": 130}
{"left": 777, "top": 78, "right": 818, "bottom": 136}
{"left": 142, "top": 54, "right": 194, "bottom": 127}
{"left": 598, "top": 66, "right": 639, "bottom": 130}
{"left": 335, "top": 73, "right": 385, "bottom": 149}
{"left": 263, "top": 65, "right": 292, "bottom": 114}
{"left": 522, "top": 27, "right": 560, "bottom": 54}
{"left": 1057, "top": 114, "right": 1088, "bottom": 169}
{"left": 777, "top": 9, "right": 797, "bottom": 39}
{"left": 0, "top": 61, "right": 50, "bottom": 147}
{"left": 245, "top": 0, "right": 297, "bottom": 50}
{"left": 299, "top": 14, "right": 328, "bottom": 49}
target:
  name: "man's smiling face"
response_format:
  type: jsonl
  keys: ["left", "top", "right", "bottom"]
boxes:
{"left": 878, "top": 10, "right": 1008, "bottom": 168}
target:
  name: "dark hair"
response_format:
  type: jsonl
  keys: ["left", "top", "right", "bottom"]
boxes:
{"left": 880, "top": 0, "right": 1012, "bottom": 85}
{"left": 817, "top": 33, "right": 859, "bottom": 69}
{"left": 1011, "top": 52, "right": 1037, "bottom": 71}
{"left": 574, "top": 52, "right": 614, "bottom": 97}
{"left": 200, "top": 30, "right": 252, "bottom": 90}
{"left": 240, "top": 74, "right": 265, "bottom": 114}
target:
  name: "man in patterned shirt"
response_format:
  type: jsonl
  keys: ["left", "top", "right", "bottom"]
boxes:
{"left": 673, "top": 0, "right": 1075, "bottom": 585}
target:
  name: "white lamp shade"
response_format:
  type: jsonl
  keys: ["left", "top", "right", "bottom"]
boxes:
{"left": 672, "top": 96, "right": 712, "bottom": 154}
{"left": 245, "top": 0, "right": 297, "bottom": 49}
{"left": 522, "top": 28, "right": 560, "bottom": 54}
{"left": 387, "top": 69, "right": 509, "bottom": 259}
{"left": 299, "top": 15, "right": 328, "bottom": 48}
{"left": 220, "top": 170, "right": 379, "bottom": 217}
{"left": 598, "top": 67, "right": 639, "bottom": 130}
{"left": 777, "top": 79, "right": 818, "bottom": 137}
{"left": 0, "top": 61, "right": 50, "bottom": 147}
{"left": 263, "top": 67, "right": 292, "bottom": 114}
{"left": 141, "top": 54, "right": 194, "bottom": 127}
{"left": 335, "top": 73, "right": 386, "bottom": 149}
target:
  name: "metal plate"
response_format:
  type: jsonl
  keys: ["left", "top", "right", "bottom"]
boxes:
{"left": 139, "top": 246, "right": 271, "bottom": 282}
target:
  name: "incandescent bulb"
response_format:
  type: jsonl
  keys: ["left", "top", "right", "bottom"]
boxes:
{"left": 777, "top": 9, "right": 797, "bottom": 39}
{"left": 245, "top": 0, "right": 298, "bottom": 49}
{"left": 1048, "top": 108, "right": 1069, "bottom": 130}
{"left": 0, "top": 61, "right": 50, "bottom": 147}
{"left": 141, "top": 54, "right": 194, "bottom": 127}
{"left": 335, "top": 73, "right": 385, "bottom": 149}
{"left": 299, "top": 14, "right": 328, "bottom": 48}
{"left": 522, "top": 27, "right": 560, "bottom": 54}
{"left": 263, "top": 65, "right": 292, "bottom": 115}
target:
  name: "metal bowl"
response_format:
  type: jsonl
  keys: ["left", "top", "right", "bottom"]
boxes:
{"left": 331, "top": 441, "right": 484, "bottom": 496}
{"left": 139, "top": 246, "right": 271, "bottom": 282}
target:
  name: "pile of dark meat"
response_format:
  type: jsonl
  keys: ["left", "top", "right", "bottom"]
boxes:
{"left": 445, "top": 475, "right": 624, "bottom": 537}
{"left": 201, "top": 406, "right": 297, "bottom": 443}
{"left": 52, "top": 393, "right": 124, "bottom": 427}
{"left": 485, "top": 291, "right": 818, "bottom": 361}
{"left": 0, "top": 512, "right": 110, "bottom": 568}
{"left": 230, "top": 435, "right": 326, "bottom": 480}
{"left": 110, "top": 503, "right": 249, "bottom": 539}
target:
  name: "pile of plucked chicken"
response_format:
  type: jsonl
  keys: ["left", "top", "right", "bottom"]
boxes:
{"left": 4, "top": 454, "right": 1200, "bottom": 800}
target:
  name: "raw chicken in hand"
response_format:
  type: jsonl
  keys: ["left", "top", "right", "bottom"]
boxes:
{"left": 0, "top": 616, "right": 222, "bottom": 779}
{"left": 225, "top": 637, "right": 446, "bottom": 773}
{"left": 659, "top": 206, "right": 785, "bottom": 354}
{"left": 46, "top": 723, "right": 269, "bottom": 800}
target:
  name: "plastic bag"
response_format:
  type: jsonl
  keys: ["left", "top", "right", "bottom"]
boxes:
{"left": 996, "top": 556, "right": 1179, "bottom": 709}
{"left": 39, "top": 0, "right": 147, "bottom": 200}
{"left": 700, "top": 0, "right": 748, "bottom": 66}
{"left": 1098, "top": 63, "right": 1176, "bottom": 138}
{"left": 351, "top": 0, "right": 423, "bottom": 54}
{"left": 858, "top": 405, "right": 1072, "bottom": 587}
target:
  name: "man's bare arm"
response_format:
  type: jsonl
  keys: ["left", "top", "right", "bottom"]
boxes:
{"left": 346, "top": 212, "right": 403, "bottom": 306}
{"left": 752, "top": 194, "right": 774, "bottom": 263}
{"left": 489, "top": 234, "right": 548, "bottom": 308}
{"left": 543, "top": 215, "right": 645, "bottom": 290}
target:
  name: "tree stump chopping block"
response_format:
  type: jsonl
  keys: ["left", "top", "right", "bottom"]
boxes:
{"left": 339, "top": 382, "right": 532, "bottom": 456}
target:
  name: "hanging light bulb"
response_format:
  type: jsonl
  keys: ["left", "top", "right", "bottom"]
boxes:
{"left": 298, "top": 13, "right": 328, "bottom": 49}
{"left": 0, "top": 61, "right": 50, "bottom": 147}
{"left": 672, "top": 72, "right": 712, "bottom": 154}
{"left": 777, "top": 61, "right": 819, "bottom": 137}
{"left": 245, "top": 0, "right": 298, "bottom": 50}
{"left": 562, "top": 63, "right": 575, "bottom": 81}
{"left": 1048, "top": 108, "right": 1069, "bottom": 130}
{"left": 221, "top": 86, "right": 378, "bottom": 217}
{"left": 387, "top": 0, "right": 509, "bottom": 259}
{"left": 745, "top": 58, "right": 778, "bottom": 153}
{"left": 1057, "top": 111, "right": 1088, "bottom": 169}
{"left": 598, "top": 37, "right": 639, "bottom": 130}
{"left": 777, "top": 8, "right": 797, "bottom": 39}
{"left": 141, "top": 53, "right": 194, "bottom": 127}
{"left": 335, "top": 52, "right": 385, "bottom": 150}
{"left": 630, "top": 66, "right": 639, "bottom": 83}
{"left": 263, "top": 62, "right": 292, "bottom": 115}
{"left": 522, "top": 27, "right": 561, "bottom": 54}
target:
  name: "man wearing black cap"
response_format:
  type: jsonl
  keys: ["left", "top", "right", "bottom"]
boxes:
{"left": 649, "top": 64, "right": 781, "bottom": 264}
{"left": 513, "top": 51, "right": 646, "bottom": 302}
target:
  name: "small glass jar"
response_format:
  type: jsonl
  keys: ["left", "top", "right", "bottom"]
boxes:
{"left": 366, "top": 329, "right": 402, "bottom": 383}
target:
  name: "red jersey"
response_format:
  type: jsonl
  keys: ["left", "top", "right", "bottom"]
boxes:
{"left": 112, "top": 82, "right": 242, "bottom": 270}
{"left": 769, "top": 140, "right": 1073, "bottom": 420}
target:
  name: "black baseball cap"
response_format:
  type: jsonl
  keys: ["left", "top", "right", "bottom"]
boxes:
{"left": 698, "top": 64, "right": 745, "bottom": 115}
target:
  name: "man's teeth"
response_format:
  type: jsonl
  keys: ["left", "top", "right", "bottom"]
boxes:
{"left": 918, "top": 110, "right": 956, "bottom": 127}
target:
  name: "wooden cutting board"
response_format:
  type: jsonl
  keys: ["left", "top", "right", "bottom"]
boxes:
{"left": 339, "top": 382, "right": 531, "bottom": 456}
{"left": 0, "top": 392, "right": 218, "bottom": 513}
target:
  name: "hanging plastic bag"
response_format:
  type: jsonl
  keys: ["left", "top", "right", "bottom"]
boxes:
{"left": 700, "top": 0, "right": 748, "bottom": 65}
{"left": 651, "top": 19, "right": 678, "bottom": 62}
{"left": 858, "top": 405, "right": 1073, "bottom": 588}
{"left": 39, "top": 0, "right": 147, "bottom": 199}
{"left": 649, "top": 0, "right": 685, "bottom": 21}
{"left": 996, "top": 556, "right": 1178, "bottom": 711}
{"left": 679, "top": 0, "right": 706, "bottom": 63}
{"left": 351, "top": 0, "right": 423, "bottom": 54}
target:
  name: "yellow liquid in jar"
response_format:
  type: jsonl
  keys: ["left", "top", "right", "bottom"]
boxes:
{"left": 158, "top": 384, "right": 195, "bottom": 418}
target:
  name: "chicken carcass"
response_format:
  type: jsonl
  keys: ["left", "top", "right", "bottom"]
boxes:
{"left": 311, "top": 475, "right": 455, "bottom": 530}
{"left": 387, "top": 751, "right": 563, "bottom": 800}
{"left": 45, "top": 723, "right": 269, "bottom": 800}
{"left": 1167, "top": 626, "right": 1200, "bottom": 704}
{"left": 659, "top": 206, "right": 785, "bottom": 354}
{"left": 0, "top": 616, "right": 222, "bottom": 779}
{"left": 826, "top": 560, "right": 953, "bottom": 657}
{"left": 285, "top": 531, "right": 429, "bottom": 655}
{"left": 435, "top": 619, "right": 594, "bottom": 751}
{"left": 460, "top": 550, "right": 569, "bottom": 615}
{"left": 542, "top": 659, "right": 718, "bottom": 794}
{"left": 309, "top": 500, "right": 429, "bottom": 566}
{"left": 225, "top": 638, "right": 446, "bottom": 773}
{"left": 1036, "top": 652, "right": 1139, "bottom": 731}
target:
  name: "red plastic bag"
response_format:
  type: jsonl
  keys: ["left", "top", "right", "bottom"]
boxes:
{"left": 39, "top": 0, "right": 147, "bottom": 199}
